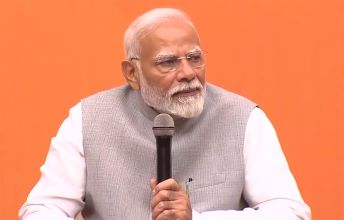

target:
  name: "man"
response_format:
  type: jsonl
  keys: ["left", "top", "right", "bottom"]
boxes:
{"left": 19, "top": 8, "right": 311, "bottom": 220}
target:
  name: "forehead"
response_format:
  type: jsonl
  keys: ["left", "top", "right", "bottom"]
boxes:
{"left": 139, "top": 19, "right": 201, "bottom": 59}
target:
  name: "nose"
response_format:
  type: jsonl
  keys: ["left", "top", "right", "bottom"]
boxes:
{"left": 176, "top": 59, "right": 196, "bottom": 82}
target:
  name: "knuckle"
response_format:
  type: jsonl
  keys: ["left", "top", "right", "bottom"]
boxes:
{"left": 158, "top": 201, "right": 165, "bottom": 209}
{"left": 170, "top": 178, "right": 177, "bottom": 184}
{"left": 160, "top": 190, "right": 171, "bottom": 200}
{"left": 161, "top": 209, "right": 173, "bottom": 218}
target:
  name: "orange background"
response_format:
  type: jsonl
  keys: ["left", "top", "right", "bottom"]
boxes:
{"left": 1, "top": 0, "right": 343, "bottom": 219}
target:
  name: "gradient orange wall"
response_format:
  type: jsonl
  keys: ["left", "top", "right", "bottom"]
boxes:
{"left": 1, "top": 1, "right": 343, "bottom": 219}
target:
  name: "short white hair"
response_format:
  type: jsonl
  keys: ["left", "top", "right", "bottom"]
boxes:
{"left": 123, "top": 8, "right": 196, "bottom": 60}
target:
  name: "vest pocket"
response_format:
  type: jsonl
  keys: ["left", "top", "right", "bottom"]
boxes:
{"left": 187, "top": 173, "right": 226, "bottom": 191}
{"left": 186, "top": 172, "right": 244, "bottom": 212}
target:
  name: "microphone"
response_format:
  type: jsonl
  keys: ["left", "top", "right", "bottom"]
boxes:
{"left": 152, "top": 114, "right": 175, "bottom": 183}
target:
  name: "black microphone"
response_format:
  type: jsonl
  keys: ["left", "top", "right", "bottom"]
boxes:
{"left": 153, "top": 113, "right": 175, "bottom": 183}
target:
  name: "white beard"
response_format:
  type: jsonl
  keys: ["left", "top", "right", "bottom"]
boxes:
{"left": 138, "top": 71, "right": 206, "bottom": 118}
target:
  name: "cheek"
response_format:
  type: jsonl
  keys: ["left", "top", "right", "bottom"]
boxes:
{"left": 197, "top": 70, "right": 206, "bottom": 86}
{"left": 157, "top": 74, "right": 177, "bottom": 91}
{"left": 141, "top": 68, "right": 175, "bottom": 92}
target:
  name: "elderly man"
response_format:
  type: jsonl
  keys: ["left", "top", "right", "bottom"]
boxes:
{"left": 19, "top": 8, "right": 311, "bottom": 220}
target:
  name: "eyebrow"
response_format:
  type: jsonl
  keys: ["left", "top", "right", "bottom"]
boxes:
{"left": 153, "top": 53, "right": 177, "bottom": 62}
{"left": 188, "top": 47, "right": 202, "bottom": 54}
{"left": 153, "top": 46, "right": 202, "bottom": 61}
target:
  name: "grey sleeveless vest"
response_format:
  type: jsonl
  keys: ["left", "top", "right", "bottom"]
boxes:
{"left": 81, "top": 83, "right": 256, "bottom": 219}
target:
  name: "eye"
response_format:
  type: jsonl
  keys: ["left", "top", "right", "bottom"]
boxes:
{"left": 156, "top": 58, "right": 178, "bottom": 67}
{"left": 186, "top": 53, "right": 202, "bottom": 64}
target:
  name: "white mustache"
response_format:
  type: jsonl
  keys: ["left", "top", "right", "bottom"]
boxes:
{"left": 168, "top": 80, "right": 203, "bottom": 97}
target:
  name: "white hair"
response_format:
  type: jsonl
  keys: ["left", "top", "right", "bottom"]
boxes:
{"left": 123, "top": 8, "right": 196, "bottom": 60}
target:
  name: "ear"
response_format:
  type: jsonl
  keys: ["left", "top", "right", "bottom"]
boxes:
{"left": 121, "top": 61, "right": 140, "bottom": 90}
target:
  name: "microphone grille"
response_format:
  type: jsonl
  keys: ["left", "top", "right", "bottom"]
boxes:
{"left": 153, "top": 114, "right": 175, "bottom": 136}
{"left": 153, "top": 113, "right": 174, "bottom": 127}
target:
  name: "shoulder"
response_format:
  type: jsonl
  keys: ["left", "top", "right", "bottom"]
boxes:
{"left": 205, "top": 83, "right": 257, "bottom": 110}
{"left": 82, "top": 84, "right": 130, "bottom": 102}
{"left": 81, "top": 84, "right": 131, "bottom": 106}
{"left": 80, "top": 84, "right": 134, "bottom": 118}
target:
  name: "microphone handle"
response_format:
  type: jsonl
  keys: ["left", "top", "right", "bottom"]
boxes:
{"left": 156, "top": 135, "right": 172, "bottom": 183}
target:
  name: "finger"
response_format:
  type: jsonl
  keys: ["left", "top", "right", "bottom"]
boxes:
{"left": 155, "top": 209, "right": 176, "bottom": 220}
{"left": 155, "top": 208, "right": 190, "bottom": 220}
{"left": 152, "top": 200, "right": 175, "bottom": 219}
{"left": 150, "top": 178, "right": 157, "bottom": 191}
{"left": 154, "top": 178, "right": 181, "bottom": 193}
{"left": 153, "top": 201, "right": 190, "bottom": 220}
{"left": 151, "top": 190, "right": 188, "bottom": 210}
{"left": 151, "top": 189, "right": 173, "bottom": 209}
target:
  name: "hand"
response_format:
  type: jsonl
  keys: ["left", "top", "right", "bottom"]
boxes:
{"left": 150, "top": 178, "right": 192, "bottom": 220}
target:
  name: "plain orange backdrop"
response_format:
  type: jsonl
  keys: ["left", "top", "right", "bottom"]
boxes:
{"left": 0, "top": 0, "right": 343, "bottom": 219}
